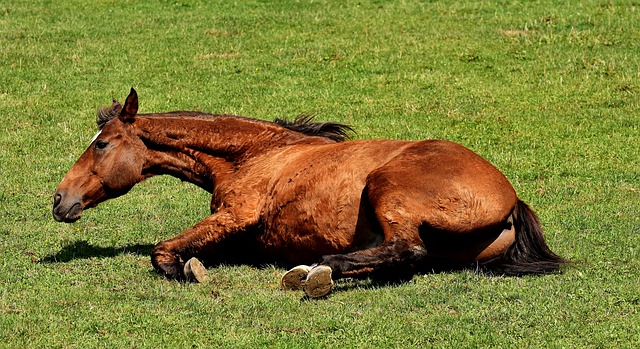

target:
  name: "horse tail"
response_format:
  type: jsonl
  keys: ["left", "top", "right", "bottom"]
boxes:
{"left": 482, "top": 200, "right": 567, "bottom": 276}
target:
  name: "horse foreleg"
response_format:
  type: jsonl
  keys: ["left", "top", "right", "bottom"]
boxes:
{"left": 151, "top": 210, "right": 252, "bottom": 281}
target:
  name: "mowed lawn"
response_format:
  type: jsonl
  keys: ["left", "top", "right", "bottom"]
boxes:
{"left": 1, "top": 0, "right": 639, "bottom": 347}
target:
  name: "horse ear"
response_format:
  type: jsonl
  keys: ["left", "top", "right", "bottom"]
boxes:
{"left": 120, "top": 88, "right": 138, "bottom": 123}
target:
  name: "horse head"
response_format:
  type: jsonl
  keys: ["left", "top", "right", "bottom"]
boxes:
{"left": 52, "top": 88, "right": 145, "bottom": 223}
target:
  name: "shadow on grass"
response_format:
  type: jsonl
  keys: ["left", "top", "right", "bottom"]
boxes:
{"left": 298, "top": 264, "right": 498, "bottom": 301}
{"left": 41, "top": 240, "right": 154, "bottom": 263}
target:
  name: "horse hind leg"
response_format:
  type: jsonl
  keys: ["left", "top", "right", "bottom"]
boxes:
{"left": 320, "top": 239, "right": 428, "bottom": 279}
{"left": 281, "top": 240, "right": 427, "bottom": 298}
{"left": 291, "top": 239, "right": 425, "bottom": 298}
{"left": 283, "top": 212, "right": 427, "bottom": 298}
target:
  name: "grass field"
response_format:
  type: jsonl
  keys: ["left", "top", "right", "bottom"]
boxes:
{"left": 1, "top": 0, "right": 639, "bottom": 347}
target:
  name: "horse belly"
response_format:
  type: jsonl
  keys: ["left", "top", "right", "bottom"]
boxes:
{"left": 259, "top": 164, "right": 378, "bottom": 264}
{"left": 258, "top": 142, "right": 407, "bottom": 264}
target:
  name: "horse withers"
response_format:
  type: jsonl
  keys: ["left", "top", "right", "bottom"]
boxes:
{"left": 52, "top": 88, "right": 566, "bottom": 298}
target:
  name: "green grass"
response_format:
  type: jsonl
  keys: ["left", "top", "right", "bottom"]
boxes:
{"left": 1, "top": 0, "right": 639, "bottom": 347}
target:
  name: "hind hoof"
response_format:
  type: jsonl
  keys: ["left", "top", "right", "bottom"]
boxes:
{"left": 303, "top": 265, "right": 334, "bottom": 298}
{"left": 183, "top": 257, "right": 208, "bottom": 283}
{"left": 281, "top": 265, "right": 311, "bottom": 291}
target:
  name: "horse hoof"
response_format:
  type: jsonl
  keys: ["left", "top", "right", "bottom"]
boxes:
{"left": 303, "top": 265, "right": 333, "bottom": 298}
{"left": 281, "top": 265, "right": 311, "bottom": 291}
{"left": 184, "top": 257, "right": 208, "bottom": 283}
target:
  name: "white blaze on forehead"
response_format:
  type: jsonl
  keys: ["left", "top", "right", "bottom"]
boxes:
{"left": 89, "top": 130, "right": 103, "bottom": 145}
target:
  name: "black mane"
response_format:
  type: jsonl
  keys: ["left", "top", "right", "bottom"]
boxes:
{"left": 96, "top": 99, "right": 122, "bottom": 129}
{"left": 95, "top": 100, "right": 354, "bottom": 142}
{"left": 274, "top": 114, "right": 355, "bottom": 142}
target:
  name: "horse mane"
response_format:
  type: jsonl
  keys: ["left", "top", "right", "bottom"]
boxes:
{"left": 96, "top": 99, "right": 122, "bottom": 129}
{"left": 274, "top": 114, "right": 354, "bottom": 142}
{"left": 95, "top": 101, "right": 354, "bottom": 142}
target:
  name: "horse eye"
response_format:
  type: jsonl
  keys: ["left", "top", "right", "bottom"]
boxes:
{"left": 95, "top": 140, "right": 109, "bottom": 150}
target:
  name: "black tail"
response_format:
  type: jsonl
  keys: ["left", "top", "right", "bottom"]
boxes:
{"left": 482, "top": 200, "right": 567, "bottom": 276}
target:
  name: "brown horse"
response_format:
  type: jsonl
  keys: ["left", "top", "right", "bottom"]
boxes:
{"left": 53, "top": 88, "right": 566, "bottom": 297}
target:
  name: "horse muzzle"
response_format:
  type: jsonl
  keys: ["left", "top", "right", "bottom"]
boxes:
{"left": 52, "top": 192, "right": 83, "bottom": 223}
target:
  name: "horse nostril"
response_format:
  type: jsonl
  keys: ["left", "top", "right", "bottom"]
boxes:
{"left": 53, "top": 193, "right": 62, "bottom": 207}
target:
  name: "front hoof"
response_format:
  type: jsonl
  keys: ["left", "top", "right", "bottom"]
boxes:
{"left": 184, "top": 257, "right": 208, "bottom": 283}
{"left": 151, "top": 244, "right": 185, "bottom": 281}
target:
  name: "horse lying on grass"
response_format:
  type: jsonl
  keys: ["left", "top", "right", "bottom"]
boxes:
{"left": 52, "top": 88, "right": 566, "bottom": 298}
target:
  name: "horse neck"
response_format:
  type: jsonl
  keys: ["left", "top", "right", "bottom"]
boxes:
{"left": 135, "top": 114, "right": 325, "bottom": 192}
